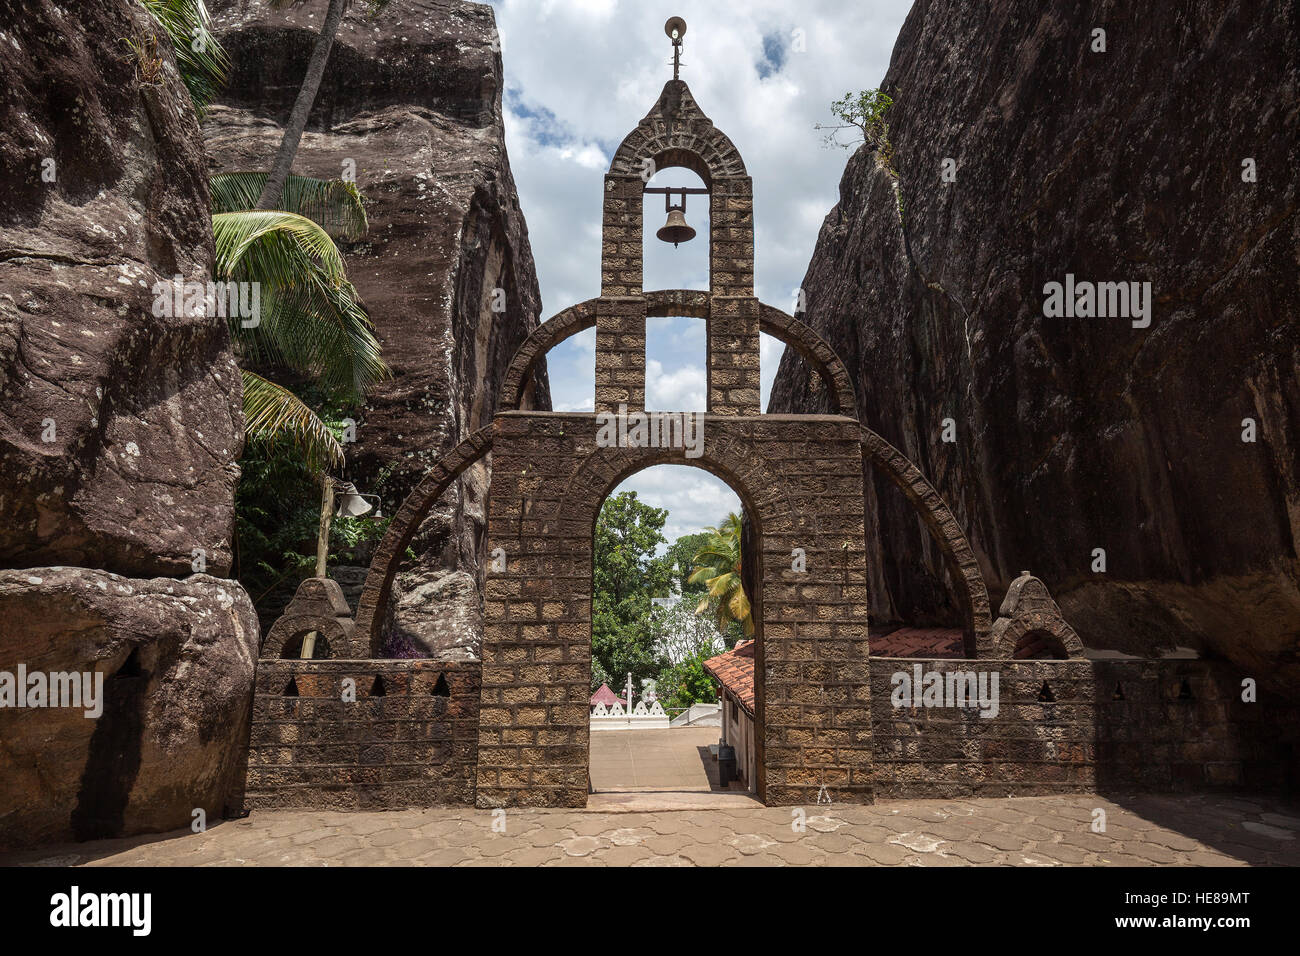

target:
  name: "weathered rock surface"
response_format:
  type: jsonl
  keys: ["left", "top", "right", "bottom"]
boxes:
{"left": 769, "top": 0, "right": 1300, "bottom": 689}
{"left": 206, "top": 0, "right": 550, "bottom": 657}
{"left": 0, "top": 0, "right": 244, "bottom": 577}
{"left": 0, "top": 568, "right": 259, "bottom": 850}
{"left": 390, "top": 568, "right": 482, "bottom": 660}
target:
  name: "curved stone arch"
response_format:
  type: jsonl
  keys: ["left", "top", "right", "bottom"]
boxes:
{"left": 859, "top": 427, "right": 993, "bottom": 655}
{"left": 500, "top": 299, "right": 598, "bottom": 412}
{"left": 608, "top": 106, "right": 747, "bottom": 184}
{"left": 262, "top": 577, "right": 361, "bottom": 659}
{"left": 559, "top": 436, "right": 812, "bottom": 549}
{"left": 354, "top": 427, "right": 494, "bottom": 654}
{"left": 758, "top": 304, "right": 858, "bottom": 419}
{"left": 262, "top": 616, "right": 351, "bottom": 661}
{"left": 499, "top": 292, "right": 858, "bottom": 417}
{"left": 992, "top": 618, "right": 1085, "bottom": 660}
{"left": 987, "top": 572, "right": 1084, "bottom": 659}
{"left": 551, "top": 437, "right": 820, "bottom": 805}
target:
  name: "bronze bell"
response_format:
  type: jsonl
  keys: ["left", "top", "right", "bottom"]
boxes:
{"left": 656, "top": 205, "right": 696, "bottom": 247}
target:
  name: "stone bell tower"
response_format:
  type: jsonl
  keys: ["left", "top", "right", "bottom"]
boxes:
{"left": 597, "top": 17, "right": 759, "bottom": 416}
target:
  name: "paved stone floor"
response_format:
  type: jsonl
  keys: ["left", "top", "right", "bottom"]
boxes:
{"left": 590, "top": 727, "right": 744, "bottom": 792}
{"left": 4, "top": 793, "right": 1298, "bottom": 867}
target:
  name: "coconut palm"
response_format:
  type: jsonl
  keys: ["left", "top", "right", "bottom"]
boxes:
{"left": 212, "top": 204, "right": 388, "bottom": 468}
{"left": 688, "top": 513, "right": 754, "bottom": 637}
{"left": 211, "top": 172, "right": 368, "bottom": 240}
{"left": 139, "top": 0, "right": 228, "bottom": 112}
{"left": 254, "top": 0, "right": 392, "bottom": 210}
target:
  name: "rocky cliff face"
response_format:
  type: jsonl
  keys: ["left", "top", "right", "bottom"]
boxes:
{"left": 205, "top": 0, "right": 549, "bottom": 657}
{"left": 769, "top": 0, "right": 1300, "bottom": 689}
{"left": 0, "top": 0, "right": 256, "bottom": 846}
{"left": 0, "top": 0, "right": 243, "bottom": 577}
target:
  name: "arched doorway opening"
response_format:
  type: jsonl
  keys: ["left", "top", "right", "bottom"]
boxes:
{"left": 586, "top": 463, "right": 761, "bottom": 802}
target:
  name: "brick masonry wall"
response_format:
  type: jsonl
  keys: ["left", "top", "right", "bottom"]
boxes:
{"left": 870, "top": 658, "right": 1300, "bottom": 799}
{"left": 475, "top": 411, "right": 873, "bottom": 808}
{"left": 241, "top": 655, "right": 1298, "bottom": 812}
{"left": 708, "top": 296, "right": 761, "bottom": 415}
{"left": 245, "top": 660, "right": 480, "bottom": 811}
{"left": 594, "top": 297, "right": 646, "bottom": 413}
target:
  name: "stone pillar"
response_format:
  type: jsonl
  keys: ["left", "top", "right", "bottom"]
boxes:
{"left": 708, "top": 296, "right": 761, "bottom": 415}
{"left": 709, "top": 176, "right": 754, "bottom": 297}
{"left": 600, "top": 175, "right": 643, "bottom": 296}
{"left": 475, "top": 416, "right": 593, "bottom": 808}
{"left": 594, "top": 297, "right": 646, "bottom": 413}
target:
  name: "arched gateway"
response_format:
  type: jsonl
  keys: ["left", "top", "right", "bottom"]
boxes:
{"left": 272, "top": 19, "right": 995, "bottom": 811}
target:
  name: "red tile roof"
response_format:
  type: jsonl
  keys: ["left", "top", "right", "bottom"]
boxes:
{"left": 703, "top": 640, "right": 755, "bottom": 715}
{"left": 589, "top": 683, "right": 625, "bottom": 707}
{"left": 870, "top": 627, "right": 964, "bottom": 658}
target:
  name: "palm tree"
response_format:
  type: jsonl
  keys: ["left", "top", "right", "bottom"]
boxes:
{"left": 689, "top": 513, "right": 754, "bottom": 637}
{"left": 139, "top": 0, "right": 228, "bottom": 112}
{"left": 142, "top": 1, "right": 383, "bottom": 466}
{"left": 211, "top": 195, "right": 387, "bottom": 469}
{"left": 143, "top": 0, "right": 390, "bottom": 619}
{"left": 254, "top": 0, "right": 391, "bottom": 210}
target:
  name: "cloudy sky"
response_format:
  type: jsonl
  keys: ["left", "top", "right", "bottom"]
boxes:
{"left": 486, "top": 0, "right": 913, "bottom": 545}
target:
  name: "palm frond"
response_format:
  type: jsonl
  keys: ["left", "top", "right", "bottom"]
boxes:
{"left": 140, "top": 0, "right": 229, "bottom": 112}
{"left": 211, "top": 172, "right": 368, "bottom": 239}
{"left": 728, "top": 589, "right": 751, "bottom": 627}
{"left": 707, "top": 573, "right": 737, "bottom": 600}
{"left": 687, "top": 565, "right": 717, "bottom": 586}
{"left": 214, "top": 210, "right": 389, "bottom": 398}
{"left": 241, "top": 370, "right": 345, "bottom": 473}
{"left": 214, "top": 209, "right": 347, "bottom": 280}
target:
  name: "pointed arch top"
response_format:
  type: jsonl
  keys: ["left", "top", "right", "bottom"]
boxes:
{"left": 608, "top": 80, "right": 748, "bottom": 183}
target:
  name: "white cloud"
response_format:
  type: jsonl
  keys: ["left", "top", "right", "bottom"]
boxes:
{"left": 646, "top": 358, "right": 706, "bottom": 411}
{"left": 610, "top": 465, "right": 741, "bottom": 549}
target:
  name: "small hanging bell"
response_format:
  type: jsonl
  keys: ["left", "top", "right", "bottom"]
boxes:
{"left": 656, "top": 206, "right": 696, "bottom": 247}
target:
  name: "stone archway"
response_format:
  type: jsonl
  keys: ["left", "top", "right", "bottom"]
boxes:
{"left": 473, "top": 412, "right": 871, "bottom": 808}
{"left": 354, "top": 427, "right": 493, "bottom": 653}
{"left": 335, "top": 21, "right": 997, "bottom": 812}
{"left": 577, "top": 458, "right": 775, "bottom": 800}
{"left": 859, "top": 427, "right": 993, "bottom": 656}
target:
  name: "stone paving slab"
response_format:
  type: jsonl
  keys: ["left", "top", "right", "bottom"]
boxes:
{"left": 3, "top": 793, "right": 1297, "bottom": 867}
{"left": 589, "top": 727, "right": 725, "bottom": 792}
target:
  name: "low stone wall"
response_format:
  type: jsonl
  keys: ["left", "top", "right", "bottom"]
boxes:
{"left": 869, "top": 658, "right": 1300, "bottom": 800}
{"left": 245, "top": 660, "right": 480, "bottom": 811}
{"left": 241, "top": 656, "right": 1297, "bottom": 810}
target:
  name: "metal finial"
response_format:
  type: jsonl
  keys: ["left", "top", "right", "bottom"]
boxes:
{"left": 664, "top": 17, "right": 686, "bottom": 79}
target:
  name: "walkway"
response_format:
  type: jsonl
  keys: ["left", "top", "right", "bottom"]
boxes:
{"left": 4, "top": 793, "right": 1297, "bottom": 867}
{"left": 589, "top": 726, "right": 743, "bottom": 793}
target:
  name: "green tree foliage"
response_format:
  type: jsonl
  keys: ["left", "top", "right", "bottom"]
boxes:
{"left": 689, "top": 512, "right": 754, "bottom": 637}
{"left": 651, "top": 600, "right": 724, "bottom": 708}
{"left": 591, "top": 492, "right": 673, "bottom": 692}
{"left": 235, "top": 391, "right": 394, "bottom": 609}
{"left": 139, "top": 0, "right": 228, "bottom": 113}
{"left": 663, "top": 530, "right": 711, "bottom": 597}
{"left": 659, "top": 649, "right": 719, "bottom": 711}
{"left": 213, "top": 208, "right": 387, "bottom": 399}
{"left": 211, "top": 172, "right": 369, "bottom": 241}
{"left": 816, "top": 89, "right": 894, "bottom": 165}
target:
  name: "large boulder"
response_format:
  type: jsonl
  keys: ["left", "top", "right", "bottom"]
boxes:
{"left": 0, "top": 568, "right": 259, "bottom": 851}
{"left": 205, "top": 0, "right": 550, "bottom": 654}
{"left": 389, "top": 568, "right": 482, "bottom": 660}
{"left": 769, "top": 0, "right": 1300, "bottom": 691}
{"left": 0, "top": 0, "right": 243, "bottom": 577}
